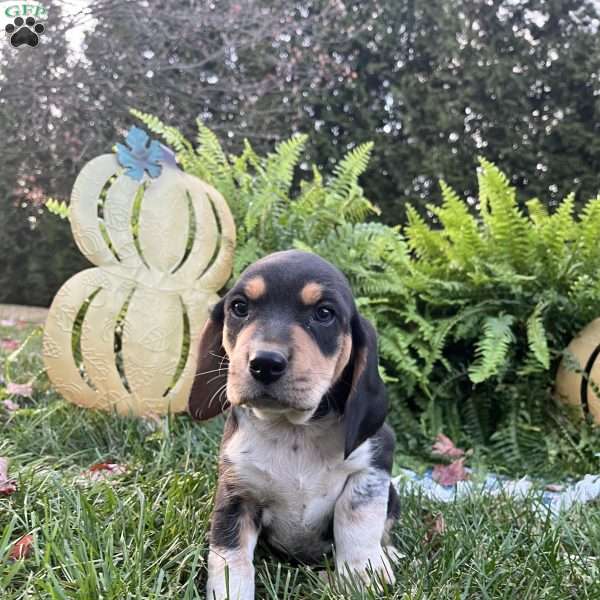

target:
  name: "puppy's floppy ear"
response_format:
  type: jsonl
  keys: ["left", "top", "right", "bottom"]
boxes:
{"left": 343, "top": 312, "right": 388, "bottom": 459}
{"left": 188, "top": 297, "right": 230, "bottom": 420}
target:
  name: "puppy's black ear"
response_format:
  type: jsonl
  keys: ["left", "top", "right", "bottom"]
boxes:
{"left": 343, "top": 313, "right": 388, "bottom": 458}
{"left": 188, "top": 297, "right": 230, "bottom": 420}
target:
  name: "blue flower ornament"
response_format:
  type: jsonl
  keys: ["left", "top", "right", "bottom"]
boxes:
{"left": 115, "top": 126, "right": 166, "bottom": 181}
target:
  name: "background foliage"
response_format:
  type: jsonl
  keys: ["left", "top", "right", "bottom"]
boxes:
{"left": 1, "top": 0, "right": 600, "bottom": 304}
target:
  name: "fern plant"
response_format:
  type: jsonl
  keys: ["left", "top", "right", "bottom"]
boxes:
{"left": 400, "top": 158, "right": 600, "bottom": 475}
{"left": 45, "top": 198, "right": 70, "bottom": 219}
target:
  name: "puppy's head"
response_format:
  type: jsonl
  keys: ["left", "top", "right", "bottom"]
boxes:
{"left": 188, "top": 249, "right": 387, "bottom": 456}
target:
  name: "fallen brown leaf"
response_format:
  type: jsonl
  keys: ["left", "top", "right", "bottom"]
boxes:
{"left": 0, "top": 339, "right": 19, "bottom": 351}
{"left": 84, "top": 463, "right": 127, "bottom": 482}
{"left": 9, "top": 534, "right": 33, "bottom": 560}
{"left": 2, "top": 399, "right": 19, "bottom": 412}
{"left": 431, "top": 433, "right": 465, "bottom": 458}
{"left": 423, "top": 512, "right": 447, "bottom": 546}
{"left": 0, "top": 457, "right": 17, "bottom": 497}
{"left": 432, "top": 457, "right": 470, "bottom": 486}
{"left": 6, "top": 382, "right": 33, "bottom": 397}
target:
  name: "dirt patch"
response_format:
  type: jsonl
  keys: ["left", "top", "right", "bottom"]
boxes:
{"left": 0, "top": 304, "right": 49, "bottom": 325}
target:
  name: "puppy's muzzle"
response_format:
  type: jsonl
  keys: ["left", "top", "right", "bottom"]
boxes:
{"left": 249, "top": 350, "right": 288, "bottom": 385}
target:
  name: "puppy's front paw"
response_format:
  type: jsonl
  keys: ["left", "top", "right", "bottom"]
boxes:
{"left": 335, "top": 545, "right": 400, "bottom": 587}
{"left": 206, "top": 548, "right": 255, "bottom": 600}
{"left": 207, "top": 579, "right": 254, "bottom": 600}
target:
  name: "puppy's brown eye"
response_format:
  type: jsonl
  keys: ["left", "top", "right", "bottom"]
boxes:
{"left": 230, "top": 299, "right": 249, "bottom": 318}
{"left": 314, "top": 305, "right": 335, "bottom": 323}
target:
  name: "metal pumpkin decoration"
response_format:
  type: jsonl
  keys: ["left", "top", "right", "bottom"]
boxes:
{"left": 43, "top": 127, "right": 236, "bottom": 416}
{"left": 555, "top": 318, "right": 600, "bottom": 423}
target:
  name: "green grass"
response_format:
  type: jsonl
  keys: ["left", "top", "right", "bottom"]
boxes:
{"left": 2, "top": 323, "right": 600, "bottom": 598}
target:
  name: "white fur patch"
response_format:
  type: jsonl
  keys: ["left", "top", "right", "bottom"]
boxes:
{"left": 333, "top": 467, "right": 395, "bottom": 584}
{"left": 224, "top": 408, "right": 372, "bottom": 561}
{"left": 207, "top": 511, "right": 259, "bottom": 600}
{"left": 207, "top": 545, "right": 255, "bottom": 600}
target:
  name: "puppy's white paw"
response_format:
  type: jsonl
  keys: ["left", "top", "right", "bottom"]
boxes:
{"left": 207, "top": 580, "right": 254, "bottom": 600}
{"left": 206, "top": 548, "right": 255, "bottom": 600}
{"left": 335, "top": 544, "right": 400, "bottom": 587}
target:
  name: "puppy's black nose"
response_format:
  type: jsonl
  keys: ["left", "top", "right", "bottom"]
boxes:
{"left": 249, "top": 350, "right": 287, "bottom": 384}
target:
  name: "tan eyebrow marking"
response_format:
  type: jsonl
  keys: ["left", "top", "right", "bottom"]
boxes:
{"left": 300, "top": 282, "right": 323, "bottom": 305}
{"left": 244, "top": 276, "right": 266, "bottom": 300}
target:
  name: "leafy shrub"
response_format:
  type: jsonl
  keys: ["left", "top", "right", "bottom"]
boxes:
{"left": 400, "top": 162, "right": 600, "bottom": 474}
{"left": 1, "top": 195, "right": 87, "bottom": 307}
{"left": 75, "top": 111, "right": 599, "bottom": 477}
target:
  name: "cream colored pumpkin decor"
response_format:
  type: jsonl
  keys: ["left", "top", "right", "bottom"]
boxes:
{"left": 43, "top": 128, "right": 235, "bottom": 416}
{"left": 555, "top": 318, "right": 600, "bottom": 424}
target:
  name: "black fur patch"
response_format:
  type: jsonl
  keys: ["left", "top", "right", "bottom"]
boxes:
{"left": 343, "top": 314, "right": 388, "bottom": 458}
{"left": 370, "top": 423, "right": 396, "bottom": 474}
{"left": 210, "top": 476, "right": 262, "bottom": 550}
{"left": 210, "top": 492, "right": 244, "bottom": 549}
{"left": 387, "top": 483, "right": 401, "bottom": 521}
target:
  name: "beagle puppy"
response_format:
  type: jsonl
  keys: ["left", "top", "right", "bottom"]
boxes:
{"left": 188, "top": 249, "right": 399, "bottom": 600}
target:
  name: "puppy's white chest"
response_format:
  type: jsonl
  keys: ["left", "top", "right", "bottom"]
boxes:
{"left": 231, "top": 423, "right": 346, "bottom": 507}
{"left": 224, "top": 413, "right": 368, "bottom": 559}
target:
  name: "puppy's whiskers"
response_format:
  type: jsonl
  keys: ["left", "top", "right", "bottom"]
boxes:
{"left": 207, "top": 373, "right": 228, "bottom": 385}
{"left": 208, "top": 382, "right": 228, "bottom": 409}
{"left": 195, "top": 366, "right": 228, "bottom": 376}
{"left": 193, "top": 353, "right": 230, "bottom": 381}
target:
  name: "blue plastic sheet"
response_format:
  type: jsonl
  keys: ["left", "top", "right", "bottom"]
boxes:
{"left": 393, "top": 468, "right": 600, "bottom": 516}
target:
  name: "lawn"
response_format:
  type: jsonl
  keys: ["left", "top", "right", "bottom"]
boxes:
{"left": 2, "top": 321, "right": 600, "bottom": 599}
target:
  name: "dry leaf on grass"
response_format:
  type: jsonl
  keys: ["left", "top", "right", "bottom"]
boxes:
{"left": 9, "top": 534, "right": 33, "bottom": 560}
{"left": 6, "top": 382, "right": 33, "bottom": 397}
{"left": 0, "top": 339, "right": 20, "bottom": 351}
{"left": 84, "top": 463, "right": 128, "bottom": 482}
{"left": 2, "top": 399, "right": 19, "bottom": 412}
{"left": 432, "top": 458, "right": 470, "bottom": 486}
{"left": 0, "top": 457, "right": 17, "bottom": 496}
{"left": 431, "top": 433, "right": 465, "bottom": 458}
{"left": 423, "top": 512, "right": 447, "bottom": 545}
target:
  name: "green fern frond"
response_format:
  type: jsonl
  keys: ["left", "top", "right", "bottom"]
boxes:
{"left": 462, "top": 394, "right": 493, "bottom": 445}
{"left": 428, "top": 180, "right": 484, "bottom": 267}
{"left": 130, "top": 109, "right": 194, "bottom": 155}
{"left": 526, "top": 198, "right": 548, "bottom": 226}
{"left": 477, "top": 157, "right": 533, "bottom": 270}
{"left": 264, "top": 134, "right": 307, "bottom": 193}
{"left": 244, "top": 134, "right": 306, "bottom": 238}
{"left": 404, "top": 205, "right": 448, "bottom": 261}
{"left": 325, "top": 142, "right": 376, "bottom": 222}
{"left": 526, "top": 302, "right": 550, "bottom": 370}
{"left": 468, "top": 314, "right": 515, "bottom": 383}
{"left": 45, "top": 198, "right": 70, "bottom": 220}
{"left": 542, "top": 192, "right": 577, "bottom": 255}
{"left": 579, "top": 196, "right": 600, "bottom": 268}
{"left": 194, "top": 121, "right": 237, "bottom": 203}
{"left": 232, "top": 237, "right": 264, "bottom": 279}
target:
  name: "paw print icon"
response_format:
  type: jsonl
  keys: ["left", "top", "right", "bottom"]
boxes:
{"left": 5, "top": 16, "right": 45, "bottom": 48}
